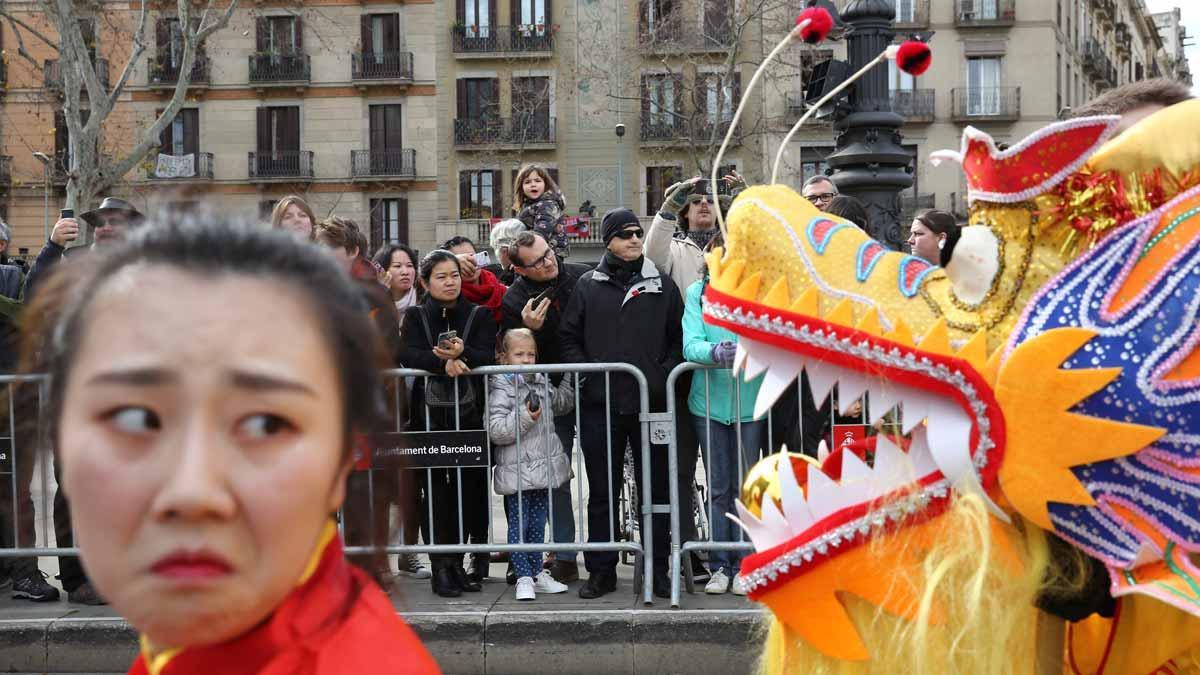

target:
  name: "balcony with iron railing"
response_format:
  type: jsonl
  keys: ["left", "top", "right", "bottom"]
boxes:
{"left": 351, "top": 51, "right": 414, "bottom": 83}
{"left": 951, "top": 87, "right": 1021, "bottom": 122}
{"left": 891, "top": 89, "right": 936, "bottom": 123}
{"left": 351, "top": 149, "right": 417, "bottom": 179}
{"left": 451, "top": 25, "right": 554, "bottom": 56}
{"left": 149, "top": 56, "right": 210, "bottom": 88}
{"left": 894, "top": 0, "right": 931, "bottom": 29}
{"left": 1115, "top": 25, "right": 1131, "bottom": 55}
{"left": 247, "top": 150, "right": 314, "bottom": 181}
{"left": 248, "top": 53, "right": 311, "bottom": 86}
{"left": 453, "top": 117, "right": 556, "bottom": 148}
{"left": 148, "top": 152, "right": 214, "bottom": 180}
{"left": 470, "top": 215, "right": 655, "bottom": 248}
{"left": 639, "top": 116, "right": 689, "bottom": 144}
{"left": 955, "top": 0, "right": 1015, "bottom": 27}
{"left": 44, "top": 58, "right": 110, "bottom": 94}
{"left": 1092, "top": 0, "right": 1115, "bottom": 26}
{"left": 693, "top": 118, "right": 739, "bottom": 145}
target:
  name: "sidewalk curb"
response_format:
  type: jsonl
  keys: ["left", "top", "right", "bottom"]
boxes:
{"left": 0, "top": 609, "right": 764, "bottom": 674}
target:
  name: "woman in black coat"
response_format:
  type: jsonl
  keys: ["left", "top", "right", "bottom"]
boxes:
{"left": 400, "top": 250, "right": 498, "bottom": 597}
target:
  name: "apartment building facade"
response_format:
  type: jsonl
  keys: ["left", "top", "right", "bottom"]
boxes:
{"left": 1153, "top": 8, "right": 1194, "bottom": 85}
{"left": 433, "top": 0, "right": 764, "bottom": 260}
{"left": 0, "top": 0, "right": 1189, "bottom": 259}
{"left": 770, "top": 0, "right": 1175, "bottom": 224}
{"left": 1, "top": 1, "right": 439, "bottom": 255}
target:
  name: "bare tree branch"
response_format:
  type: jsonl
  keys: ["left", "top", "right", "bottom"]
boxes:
{"left": 104, "top": 0, "right": 239, "bottom": 185}
{"left": 104, "top": 0, "right": 150, "bottom": 111}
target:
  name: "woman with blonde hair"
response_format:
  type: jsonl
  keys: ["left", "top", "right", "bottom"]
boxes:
{"left": 271, "top": 195, "right": 318, "bottom": 241}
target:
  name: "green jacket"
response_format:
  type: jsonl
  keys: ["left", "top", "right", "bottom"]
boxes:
{"left": 682, "top": 279, "right": 763, "bottom": 424}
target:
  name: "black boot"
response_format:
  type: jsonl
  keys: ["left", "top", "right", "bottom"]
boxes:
{"left": 578, "top": 569, "right": 618, "bottom": 599}
{"left": 453, "top": 563, "right": 482, "bottom": 592}
{"left": 468, "top": 553, "right": 489, "bottom": 585}
{"left": 431, "top": 562, "right": 462, "bottom": 598}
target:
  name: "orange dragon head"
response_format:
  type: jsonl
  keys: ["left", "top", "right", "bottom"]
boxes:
{"left": 707, "top": 99, "right": 1200, "bottom": 668}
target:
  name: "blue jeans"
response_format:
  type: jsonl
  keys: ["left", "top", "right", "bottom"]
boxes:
{"left": 551, "top": 414, "right": 578, "bottom": 562}
{"left": 693, "top": 416, "right": 765, "bottom": 574}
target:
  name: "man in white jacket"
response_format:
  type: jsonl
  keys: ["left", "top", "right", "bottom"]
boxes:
{"left": 643, "top": 171, "right": 743, "bottom": 587}
{"left": 644, "top": 174, "right": 740, "bottom": 294}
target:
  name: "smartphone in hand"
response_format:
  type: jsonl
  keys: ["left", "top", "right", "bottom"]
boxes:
{"left": 532, "top": 285, "right": 556, "bottom": 306}
{"left": 472, "top": 250, "right": 492, "bottom": 267}
{"left": 436, "top": 330, "right": 457, "bottom": 349}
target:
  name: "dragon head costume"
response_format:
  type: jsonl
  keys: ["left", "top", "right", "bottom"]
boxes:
{"left": 704, "top": 16, "right": 1200, "bottom": 673}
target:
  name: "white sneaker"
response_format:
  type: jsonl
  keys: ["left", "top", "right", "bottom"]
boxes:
{"left": 515, "top": 576, "right": 536, "bottom": 601}
{"left": 534, "top": 569, "right": 568, "bottom": 594}
{"left": 705, "top": 568, "right": 730, "bottom": 594}
{"left": 731, "top": 572, "right": 749, "bottom": 596}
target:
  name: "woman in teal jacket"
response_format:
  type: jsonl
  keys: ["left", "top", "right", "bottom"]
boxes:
{"left": 682, "top": 272, "right": 766, "bottom": 595}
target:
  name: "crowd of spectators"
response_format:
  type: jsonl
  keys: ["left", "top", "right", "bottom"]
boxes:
{"left": 0, "top": 163, "right": 973, "bottom": 606}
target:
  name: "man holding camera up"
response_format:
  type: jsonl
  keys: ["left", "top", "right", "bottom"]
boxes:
{"left": 18, "top": 197, "right": 144, "bottom": 606}
{"left": 500, "top": 230, "right": 591, "bottom": 583}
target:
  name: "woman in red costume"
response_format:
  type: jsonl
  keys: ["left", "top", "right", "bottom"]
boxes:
{"left": 20, "top": 218, "right": 440, "bottom": 674}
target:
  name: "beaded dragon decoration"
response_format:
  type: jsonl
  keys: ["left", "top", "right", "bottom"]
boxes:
{"left": 702, "top": 9, "right": 1200, "bottom": 672}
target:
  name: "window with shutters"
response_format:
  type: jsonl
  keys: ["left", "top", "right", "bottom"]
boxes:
{"left": 639, "top": 0, "right": 678, "bottom": 42}
{"left": 357, "top": 13, "right": 408, "bottom": 80}
{"left": 156, "top": 16, "right": 210, "bottom": 83}
{"left": 460, "top": 170, "right": 501, "bottom": 219}
{"left": 263, "top": 16, "right": 300, "bottom": 54}
{"left": 641, "top": 74, "right": 683, "bottom": 140}
{"left": 455, "top": 78, "right": 500, "bottom": 144}
{"left": 645, "top": 166, "right": 681, "bottom": 216}
{"left": 53, "top": 109, "right": 93, "bottom": 179}
{"left": 697, "top": 72, "right": 739, "bottom": 138}
{"left": 370, "top": 198, "right": 410, "bottom": 248}
{"left": 460, "top": 0, "right": 493, "bottom": 37}
{"left": 703, "top": 0, "right": 732, "bottom": 46}
{"left": 254, "top": 107, "right": 305, "bottom": 177}
{"left": 512, "top": 76, "right": 551, "bottom": 142}
{"left": 253, "top": 15, "right": 307, "bottom": 82}
{"left": 966, "top": 56, "right": 1002, "bottom": 115}
{"left": 159, "top": 108, "right": 200, "bottom": 156}
{"left": 368, "top": 104, "right": 407, "bottom": 174}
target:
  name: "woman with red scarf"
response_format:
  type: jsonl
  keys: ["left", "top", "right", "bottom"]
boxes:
{"left": 443, "top": 235, "right": 508, "bottom": 323}
{"left": 20, "top": 219, "right": 439, "bottom": 674}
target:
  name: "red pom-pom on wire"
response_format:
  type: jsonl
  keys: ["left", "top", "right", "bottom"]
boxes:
{"left": 896, "top": 40, "right": 932, "bottom": 76}
{"left": 796, "top": 7, "right": 834, "bottom": 44}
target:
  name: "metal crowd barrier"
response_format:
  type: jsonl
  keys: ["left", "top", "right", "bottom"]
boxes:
{"left": 334, "top": 363, "right": 660, "bottom": 605}
{"left": 665, "top": 361, "right": 878, "bottom": 607}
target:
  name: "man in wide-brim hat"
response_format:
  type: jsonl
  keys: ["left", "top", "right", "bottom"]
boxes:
{"left": 79, "top": 197, "right": 145, "bottom": 247}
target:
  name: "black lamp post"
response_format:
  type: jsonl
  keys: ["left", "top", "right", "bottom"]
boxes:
{"left": 820, "top": 0, "right": 913, "bottom": 250}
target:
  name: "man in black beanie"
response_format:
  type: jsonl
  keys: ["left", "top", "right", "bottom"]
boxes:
{"left": 561, "top": 208, "right": 684, "bottom": 599}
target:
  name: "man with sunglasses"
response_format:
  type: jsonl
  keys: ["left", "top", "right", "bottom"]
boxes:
{"left": 561, "top": 208, "right": 684, "bottom": 600}
{"left": 499, "top": 230, "right": 591, "bottom": 583}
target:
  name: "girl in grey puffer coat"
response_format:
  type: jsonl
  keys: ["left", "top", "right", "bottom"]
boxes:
{"left": 488, "top": 369, "right": 575, "bottom": 495}
{"left": 489, "top": 329, "right": 576, "bottom": 596}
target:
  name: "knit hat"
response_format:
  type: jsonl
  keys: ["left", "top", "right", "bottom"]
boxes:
{"left": 602, "top": 208, "right": 641, "bottom": 244}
